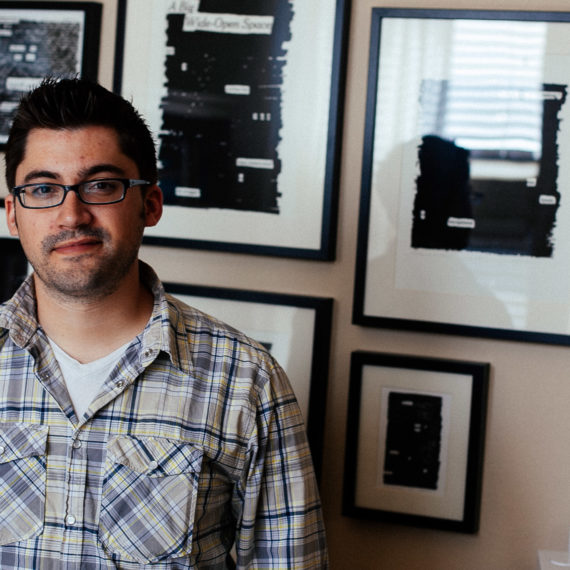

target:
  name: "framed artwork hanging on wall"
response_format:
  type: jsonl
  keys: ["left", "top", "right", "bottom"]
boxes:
{"left": 353, "top": 8, "right": 570, "bottom": 345}
{"left": 114, "top": 0, "right": 350, "bottom": 260}
{"left": 0, "top": 0, "right": 102, "bottom": 217}
{"left": 0, "top": 1, "right": 102, "bottom": 147}
{"left": 343, "top": 351, "right": 489, "bottom": 533}
{"left": 164, "top": 282, "right": 333, "bottom": 480}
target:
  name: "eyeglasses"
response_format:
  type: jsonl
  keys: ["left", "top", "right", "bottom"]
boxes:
{"left": 12, "top": 178, "right": 150, "bottom": 209}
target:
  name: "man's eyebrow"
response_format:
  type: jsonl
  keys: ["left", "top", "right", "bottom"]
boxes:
{"left": 22, "top": 170, "right": 58, "bottom": 183}
{"left": 21, "top": 164, "right": 127, "bottom": 184}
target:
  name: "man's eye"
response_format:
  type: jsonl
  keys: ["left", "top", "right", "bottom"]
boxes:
{"left": 29, "top": 185, "right": 59, "bottom": 197}
{"left": 84, "top": 180, "right": 119, "bottom": 193}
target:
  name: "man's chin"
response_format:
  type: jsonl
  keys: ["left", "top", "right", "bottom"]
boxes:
{"left": 31, "top": 246, "right": 139, "bottom": 302}
{"left": 35, "top": 269, "right": 116, "bottom": 301}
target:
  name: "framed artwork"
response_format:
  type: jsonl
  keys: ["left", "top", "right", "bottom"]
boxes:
{"left": 343, "top": 351, "right": 489, "bottom": 533}
{"left": 353, "top": 9, "right": 570, "bottom": 344}
{"left": 163, "top": 282, "right": 333, "bottom": 480}
{"left": 0, "top": 1, "right": 102, "bottom": 148}
{"left": 114, "top": 0, "right": 350, "bottom": 260}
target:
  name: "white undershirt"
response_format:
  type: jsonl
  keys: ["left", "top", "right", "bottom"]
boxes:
{"left": 48, "top": 338, "right": 131, "bottom": 418}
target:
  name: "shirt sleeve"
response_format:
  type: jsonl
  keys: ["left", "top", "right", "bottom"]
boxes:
{"left": 232, "top": 360, "right": 328, "bottom": 569}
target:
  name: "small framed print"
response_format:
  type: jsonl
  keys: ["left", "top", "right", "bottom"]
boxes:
{"left": 343, "top": 351, "right": 489, "bottom": 533}
{"left": 0, "top": 1, "right": 102, "bottom": 147}
{"left": 0, "top": 1, "right": 102, "bottom": 214}
{"left": 353, "top": 8, "right": 570, "bottom": 344}
{"left": 164, "top": 282, "right": 333, "bottom": 480}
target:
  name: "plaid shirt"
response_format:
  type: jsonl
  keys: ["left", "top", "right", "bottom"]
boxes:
{"left": 0, "top": 263, "right": 327, "bottom": 569}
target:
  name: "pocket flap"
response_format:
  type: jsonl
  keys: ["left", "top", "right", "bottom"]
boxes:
{"left": 107, "top": 435, "right": 202, "bottom": 476}
{"left": 0, "top": 424, "right": 49, "bottom": 464}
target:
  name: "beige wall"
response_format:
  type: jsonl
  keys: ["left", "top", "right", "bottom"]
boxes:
{"left": 4, "top": 0, "right": 570, "bottom": 568}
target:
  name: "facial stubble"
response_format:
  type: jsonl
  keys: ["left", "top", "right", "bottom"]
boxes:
{"left": 16, "top": 205, "right": 146, "bottom": 303}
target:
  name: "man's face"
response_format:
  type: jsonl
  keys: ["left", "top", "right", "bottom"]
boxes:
{"left": 4, "top": 126, "right": 162, "bottom": 301}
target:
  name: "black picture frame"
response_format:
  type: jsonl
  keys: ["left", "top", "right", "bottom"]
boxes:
{"left": 0, "top": 237, "right": 27, "bottom": 302}
{"left": 114, "top": 0, "right": 350, "bottom": 260}
{"left": 0, "top": 1, "right": 102, "bottom": 148}
{"left": 353, "top": 8, "right": 570, "bottom": 345}
{"left": 164, "top": 282, "right": 333, "bottom": 481}
{"left": 343, "top": 351, "right": 489, "bottom": 533}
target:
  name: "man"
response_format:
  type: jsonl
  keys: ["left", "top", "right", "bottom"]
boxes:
{"left": 0, "top": 77, "right": 327, "bottom": 568}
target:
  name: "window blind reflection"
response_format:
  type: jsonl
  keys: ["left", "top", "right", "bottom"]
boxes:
{"left": 420, "top": 20, "right": 547, "bottom": 162}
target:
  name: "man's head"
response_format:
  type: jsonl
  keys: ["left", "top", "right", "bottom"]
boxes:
{"left": 4, "top": 77, "right": 162, "bottom": 303}
{"left": 4, "top": 77, "right": 158, "bottom": 190}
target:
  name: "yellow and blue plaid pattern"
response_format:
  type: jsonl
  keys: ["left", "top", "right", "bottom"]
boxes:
{"left": 0, "top": 263, "right": 328, "bottom": 568}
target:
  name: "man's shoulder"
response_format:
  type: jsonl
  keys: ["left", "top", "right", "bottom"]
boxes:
{"left": 165, "top": 292, "right": 274, "bottom": 364}
{"left": 161, "top": 293, "right": 289, "bottom": 405}
{"left": 0, "top": 307, "right": 31, "bottom": 356}
{"left": 0, "top": 283, "right": 37, "bottom": 347}
{"left": 0, "top": 301, "right": 9, "bottom": 344}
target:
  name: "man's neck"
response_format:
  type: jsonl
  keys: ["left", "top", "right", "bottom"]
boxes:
{"left": 34, "top": 266, "right": 154, "bottom": 364}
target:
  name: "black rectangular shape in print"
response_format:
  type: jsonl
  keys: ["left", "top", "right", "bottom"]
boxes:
{"left": 384, "top": 392, "right": 442, "bottom": 490}
{"left": 158, "top": 2, "right": 292, "bottom": 214}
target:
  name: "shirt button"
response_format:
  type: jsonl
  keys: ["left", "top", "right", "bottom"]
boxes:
{"left": 72, "top": 440, "right": 82, "bottom": 449}
{"left": 116, "top": 379, "right": 125, "bottom": 389}
{"left": 65, "top": 515, "right": 76, "bottom": 526}
{"left": 148, "top": 460, "right": 158, "bottom": 470}
{"left": 0, "top": 445, "right": 5, "bottom": 455}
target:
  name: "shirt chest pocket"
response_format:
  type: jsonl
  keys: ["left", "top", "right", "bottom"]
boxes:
{"left": 0, "top": 423, "right": 48, "bottom": 546}
{"left": 100, "top": 435, "right": 203, "bottom": 564}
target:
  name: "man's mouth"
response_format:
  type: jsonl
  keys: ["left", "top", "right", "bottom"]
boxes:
{"left": 52, "top": 237, "right": 102, "bottom": 255}
{"left": 42, "top": 228, "right": 108, "bottom": 257}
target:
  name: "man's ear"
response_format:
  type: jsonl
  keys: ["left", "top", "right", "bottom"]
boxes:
{"left": 144, "top": 184, "right": 163, "bottom": 228}
{"left": 5, "top": 195, "right": 19, "bottom": 237}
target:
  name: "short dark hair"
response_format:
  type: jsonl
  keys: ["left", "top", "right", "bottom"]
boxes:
{"left": 4, "top": 77, "right": 158, "bottom": 189}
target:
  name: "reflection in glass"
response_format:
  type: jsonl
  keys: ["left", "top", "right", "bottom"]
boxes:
{"left": 411, "top": 20, "right": 568, "bottom": 257}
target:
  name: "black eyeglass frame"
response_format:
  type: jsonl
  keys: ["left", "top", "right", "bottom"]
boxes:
{"left": 11, "top": 178, "right": 151, "bottom": 209}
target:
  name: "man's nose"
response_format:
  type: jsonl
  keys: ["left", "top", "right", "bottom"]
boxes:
{"left": 55, "top": 189, "right": 94, "bottom": 227}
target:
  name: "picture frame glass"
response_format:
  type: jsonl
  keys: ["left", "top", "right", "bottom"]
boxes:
{"left": 343, "top": 352, "right": 489, "bottom": 533}
{"left": 116, "top": 0, "right": 347, "bottom": 259}
{"left": 355, "top": 9, "right": 570, "bottom": 343}
{"left": 0, "top": 1, "right": 101, "bottom": 214}
{"left": 356, "top": 364, "right": 472, "bottom": 521}
{"left": 1, "top": 5, "right": 84, "bottom": 144}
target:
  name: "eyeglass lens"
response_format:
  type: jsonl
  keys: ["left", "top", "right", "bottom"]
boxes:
{"left": 17, "top": 179, "right": 127, "bottom": 208}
